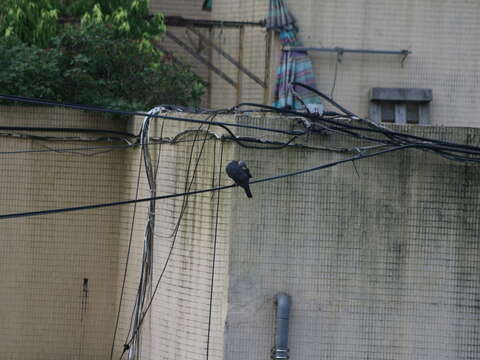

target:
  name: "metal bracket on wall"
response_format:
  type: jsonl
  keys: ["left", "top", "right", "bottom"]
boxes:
{"left": 155, "top": 44, "right": 209, "bottom": 87}
{"left": 186, "top": 25, "right": 267, "bottom": 88}
{"left": 336, "top": 48, "right": 344, "bottom": 63}
{"left": 162, "top": 17, "right": 271, "bottom": 103}
{"left": 164, "top": 30, "right": 237, "bottom": 88}
{"left": 283, "top": 46, "right": 411, "bottom": 66}
{"left": 165, "top": 16, "right": 265, "bottom": 29}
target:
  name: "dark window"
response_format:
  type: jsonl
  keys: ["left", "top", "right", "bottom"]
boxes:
{"left": 380, "top": 102, "right": 395, "bottom": 123}
{"left": 406, "top": 103, "right": 419, "bottom": 124}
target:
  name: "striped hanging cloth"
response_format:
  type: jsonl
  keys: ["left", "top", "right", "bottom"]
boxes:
{"left": 202, "top": 0, "right": 212, "bottom": 11}
{"left": 266, "top": 0, "right": 296, "bottom": 30}
{"left": 266, "top": 0, "right": 321, "bottom": 110}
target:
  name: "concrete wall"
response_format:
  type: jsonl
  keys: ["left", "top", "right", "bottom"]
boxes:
{"left": 1, "top": 107, "right": 480, "bottom": 359}
{"left": 0, "top": 107, "right": 128, "bottom": 359}
{"left": 0, "top": 107, "right": 233, "bottom": 359}
{"left": 225, "top": 115, "right": 480, "bottom": 360}
{"left": 110, "top": 114, "right": 233, "bottom": 360}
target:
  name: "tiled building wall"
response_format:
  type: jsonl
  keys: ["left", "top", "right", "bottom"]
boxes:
{"left": 0, "top": 107, "right": 128, "bottom": 360}
{"left": 286, "top": 0, "right": 480, "bottom": 127}
{"left": 156, "top": 0, "right": 480, "bottom": 128}
{"left": 225, "top": 115, "right": 480, "bottom": 360}
{"left": 111, "top": 114, "right": 234, "bottom": 360}
{"left": 0, "top": 108, "right": 233, "bottom": 360}
{"left": 2, "top": 107, "right": 480, "bottom": 360}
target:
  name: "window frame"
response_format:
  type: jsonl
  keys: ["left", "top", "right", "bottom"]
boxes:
{"left": 369, "top": 87, "right": 432, "bottom": 125}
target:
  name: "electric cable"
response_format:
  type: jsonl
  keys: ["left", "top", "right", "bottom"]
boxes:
{"left": 4, "top": 92, "right": 480, "bottom": 158}
{"left": 1, "top": 88, "right": 480, "bottom": 223}
{"left": 127, "top": 108, "right": 160, "bottom": 360}
{"left": 206, "top": 141, "right": 223, "bottom": 360}
{"left": 0, "top": 134, "right": 364, "bottom": 155}
{"left": 0, "top": 94, "right": 304, "bottom": 136}
{"left": 291, "top": 81, "right": 360, "bottom": 118}
{"left": 234, "top": 102, "right": 404, "bottom": 146}
{"left": 0, "top": 130, "right": 318, "bottom": 155}
{"left": 0, "top": 125, "right": 136, "bottom": 138}
{"left": 235, "top": 96, "right": 480, "bottom": 161}
{"left": 233, "top": 103, "right": 398, "bottom": 146}
{"left": 122, "top": 113, "right": 218, "bottom": 358}
{"left": 0, "top": 143, "right": 138, "bottom": 156}
{"left": 2, "top": 128, "right": 478, "bottom": 222}
{"left": 109, "top": 151, "right": 143, "bottom": 360}
{"left": 0, "top": 144, "right": 420, "bottom": 221}
{"left": 291, "top": 82, "right": 480, "bottom": 156}
{"left": 5, "top": 84, "right": 480, "bottom": 360}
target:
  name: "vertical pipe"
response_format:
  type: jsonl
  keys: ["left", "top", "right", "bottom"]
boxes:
{"left": 271, "top": 293, "right": 292, "bottom": 360}
{"left": 263, "top": 29, "right": 274, "bottom": 105}
{"left": 207, "top": 28, "right": 213, "bottom": 108}
{"left": 237, "top": 25, "right": 245, "bottom": 104}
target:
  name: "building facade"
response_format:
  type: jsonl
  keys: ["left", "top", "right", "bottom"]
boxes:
{"left": 1, "top": 108, "right": 479, "bottom": 359}
{"left": 151, "top": 0, "right": 480, "bottom": 127}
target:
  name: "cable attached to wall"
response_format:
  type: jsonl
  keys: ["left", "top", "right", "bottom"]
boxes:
{"left": 0, "top": 94, "right": 304, "bottom": 136}
{"left": 121, "top": 112, "right": 219, "bottom": 359}
{"left": 109, "top": 152, "right": 144, "bottom": 360}
{"left": 127, "top": 107, "right": 163, "bottom": 360}
{"left": 206, "top": 141, "right": 224, "bottom": 360}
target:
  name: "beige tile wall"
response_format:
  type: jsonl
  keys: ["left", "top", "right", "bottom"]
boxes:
{"left": 2, "top": 106, "right": 480, "bottom": 360}
{"left": 166, "top": 0, "right": 480, "bottom": 128}
{"left": 287, "top": 0, "right": 480, "bottom": 127}
{"left": 0, "top": 108, "right": 233, "bottom": 359}
{"left": 0, "top": 107, "right": 128, "bottom": 359}
{"left": 225, "top": 115, "right": 480, "bottom": 360}
{"left": 150, "top": 0, "right": 211, "bottom": 20}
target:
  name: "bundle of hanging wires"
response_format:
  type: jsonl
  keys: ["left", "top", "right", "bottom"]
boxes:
{"left": 0, "top": 82, "right": 479, "bottom": 223}
{"left": 1, "top": 84, "right": 480, "bottom": 360}
{"left": 233, "top": 82, "right": 480, "bottom": 164}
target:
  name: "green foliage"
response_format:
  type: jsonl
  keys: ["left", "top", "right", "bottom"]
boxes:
{"left": 54, "top": 24, "right": 203, "bottom": 110}
{"left": 0, "top": 0, "right": 59, "bottom": 47}
{"left": 62, "top": 0, "right": 149, "bottom": 18}
{"left": 0, "top": 37, "right": 62, "bottom": 99}
{"left": 0, "top": 0, "right": 165, "bottom": 47}
{"left": 79, "top": 1, "right": 165, "bottom": 39}
{"left": 0, "top": 0, "right": 205, "bottom": 110}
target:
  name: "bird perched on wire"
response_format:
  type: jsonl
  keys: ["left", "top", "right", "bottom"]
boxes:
{"left": 226, "top": 160, "right": 253, "bottom": 198}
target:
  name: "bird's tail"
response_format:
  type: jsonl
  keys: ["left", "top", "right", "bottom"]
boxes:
{"left": 244, "top": 186, "right": 253, "bottom": 198}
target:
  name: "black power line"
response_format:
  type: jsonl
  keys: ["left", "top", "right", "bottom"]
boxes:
{"left": 0, "top": 94, "right": 304, "bottom": 136}
{"left": 109, "top": 152, "right": 143, "bottom": 360}
{"left": 0, "top": 144, "right": 415, "bottom": 221}
{"left": 0, "top": 125, "right": 136, "bottom": 138}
